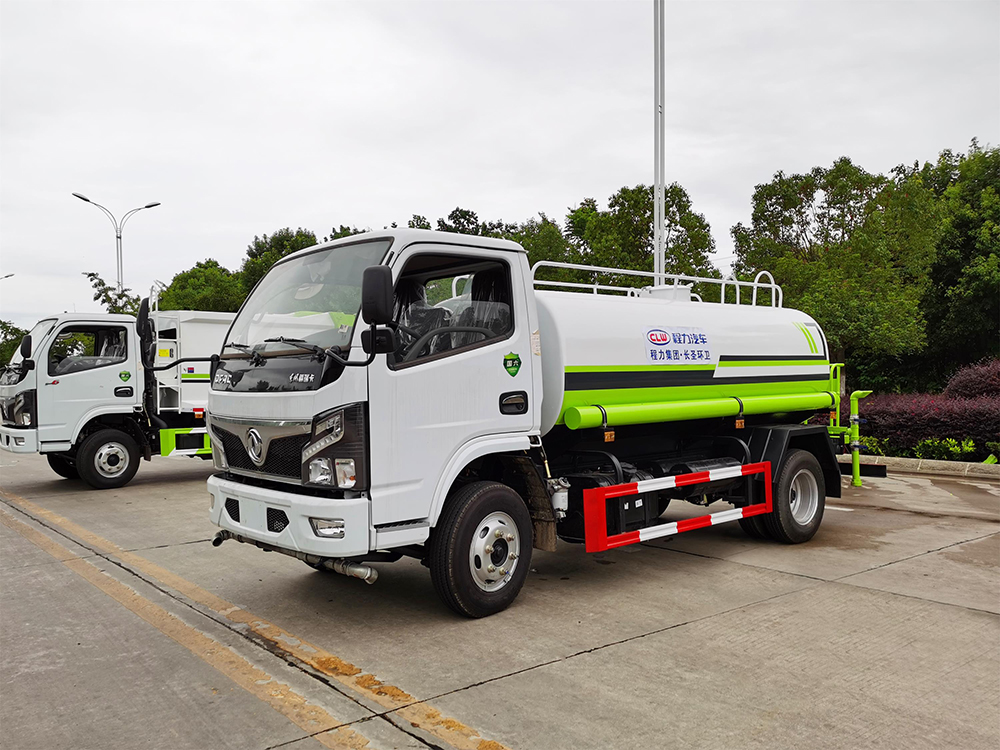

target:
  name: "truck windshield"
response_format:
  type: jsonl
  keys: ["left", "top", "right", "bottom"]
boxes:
{"left": 225, "top": 239, "right": 391, "bottom": 356}
{"left": 1, "top": 318, "right": 56, "bottom": 385}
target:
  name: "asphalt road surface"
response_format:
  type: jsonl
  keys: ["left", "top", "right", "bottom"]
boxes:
{"left": 1, "top": 452, "right": 997, "bottom": 750}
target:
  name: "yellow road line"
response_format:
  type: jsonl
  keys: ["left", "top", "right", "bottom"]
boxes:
{"left": 1, "top": 492, "right": 510, "bottom": 750}
{"left": 0, "top": 507, "right": 370, "bottom": 750}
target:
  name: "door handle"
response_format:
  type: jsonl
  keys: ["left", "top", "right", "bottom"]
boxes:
{"left": 499, "top": 391, "right": 528, "bottom": 415}
{"left": 114, "top": 386, "right": 134, "bottom": 398}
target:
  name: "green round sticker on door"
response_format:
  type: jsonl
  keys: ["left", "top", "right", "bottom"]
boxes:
{"left": 503, "top": 352, "right": 521, "bottom": 377}
{"left": 119, "top": 371, "right": 131, "bottom": 382}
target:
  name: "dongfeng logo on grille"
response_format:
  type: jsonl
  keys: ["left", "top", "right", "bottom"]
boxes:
{"left": 246, "top": 428, "right": 264, "bottom": 466}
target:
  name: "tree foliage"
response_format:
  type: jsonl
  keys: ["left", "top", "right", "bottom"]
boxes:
{"left": 0, "top": 320, "right": 28, "bottom": 366}
{"left": 566, "top": 183, "right": 718, "bottom": 290}
{"left": 159, "top": 259, "right": 243, "bottom": 313}
{"left": 83, "top": 272, "right": 141, "bottom": 315}
{"left": 240, "top": 227, "right": 319, "bottom": 295}
{"left": 732, "top": 157, "right": 939, "bottom": 363}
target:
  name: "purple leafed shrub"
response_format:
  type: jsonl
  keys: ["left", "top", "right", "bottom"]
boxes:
{"left": 859, "top": 394, "right": 1000, "bottom": 460}
{"left": 943, "top": 359, "right": 1000, "bottom": 400}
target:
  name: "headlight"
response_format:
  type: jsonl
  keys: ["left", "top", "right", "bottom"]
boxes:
{"left": 12, "top": 390, "right": 36, "bottom": 428}
{"left": 302, "top": 403, "right": 368, "bottom": 489}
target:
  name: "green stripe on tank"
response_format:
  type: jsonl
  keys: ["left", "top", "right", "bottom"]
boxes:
{"left": 716, "top": 359, "right": 829, "bottom": 368}
{"left": 795, "top": 323, "right": 818, "bottom": 354}
{"left": 180, "top": 373, "right": 211, "bottom": 381}
{"left": 566, "top": 364, "right": 716, "bottom": 373}
{"left": 557, "top": 379, "right": 831, "bottom": 425}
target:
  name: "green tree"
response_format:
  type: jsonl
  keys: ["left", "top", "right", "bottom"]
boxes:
{"left": 732, "top": 158, "right": 939, "bottom": 369}
{"left": 565, "top": 183, "right": 718, "bottom": 289}
{"left": 408, "top": 215, "right": 432, "bottom": 230}
{"left": 0, "top": 320, "right": 28, "bottom": 366}
{"left": 323, "top": 225, "right": 365, "bottom": 242}
{"left": 158, "top": 259, "right": 244, "bottom": 312}
{"left": 83, "top": 272, "right": 140, "bottom": 315}
{"left": 240, "top": 227, "right": 318, "bottom": 295}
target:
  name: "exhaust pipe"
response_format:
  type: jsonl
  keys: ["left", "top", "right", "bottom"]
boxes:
{"left": 211, "top": 529, "right": 377, "bottom": 584}
{"left": 327, "top": 559, "right": 378, "bottom": 584}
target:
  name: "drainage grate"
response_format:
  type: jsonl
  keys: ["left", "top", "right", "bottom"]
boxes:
{"left": 266, "top": 508, "right": 289, "bottom": 533}
{"left": 225, "top": 497, "right": 240, "bottom": 523}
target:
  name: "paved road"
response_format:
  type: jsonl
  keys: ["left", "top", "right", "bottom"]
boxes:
{"left": 1, "top": 452, "right": 997, "bottom": 750}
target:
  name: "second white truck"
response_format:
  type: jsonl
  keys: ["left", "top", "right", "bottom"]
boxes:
{"left": 206, "top": 229, "right": 844, "bottom": 617}
{"left": 0, "top": 301, "right": 233, "bottom": 489}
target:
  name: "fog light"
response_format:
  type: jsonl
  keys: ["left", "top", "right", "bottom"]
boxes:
{"left": 335, "top": 458, "right": 356, "bottom": 488}
{"left": 308, "top": 457, "right": 333, "bottom": 485}
{"left": 14, "top": 437, "right": 25, "bottom": 446}
{"left": 310, "top": 517, "right": 345, "bottom": 538}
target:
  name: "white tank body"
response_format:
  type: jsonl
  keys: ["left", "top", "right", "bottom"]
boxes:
{"left": 535, "top": 290, "right": 833, "bottom": 435}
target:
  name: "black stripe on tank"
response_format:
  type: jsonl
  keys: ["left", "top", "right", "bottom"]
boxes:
{"left": 564, "top": 371, "right": 831, "bottom": 391}
{"left": 717, "top": 354, "right": 829, "bottom": 362}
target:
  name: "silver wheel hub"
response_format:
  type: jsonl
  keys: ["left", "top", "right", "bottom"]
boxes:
{"left": 95, "top": 442, "right": 129, "bottom": 478}
{"left": 789, "top": 468, "right": 819, "bottom": 524}
{"left": 469, "top": 511, "right": 520, "bottom": 592}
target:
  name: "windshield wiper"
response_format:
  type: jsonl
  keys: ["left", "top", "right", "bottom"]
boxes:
{"left": 263, "top": 337, "right": 351, "bottom": 366}
{"left": 224, "top": 342, "right": 265, "bottom": 366}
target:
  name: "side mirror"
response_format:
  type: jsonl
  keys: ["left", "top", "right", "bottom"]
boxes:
{"left": 19, "top": 335, "right": 31, "bottom": 359}
{"left": 361, "top": 328, "right": 397, "bottom": 354}
{"left": 136, "top": 298, "right": 153, "bottom": 368}
{"left": 137, "top": 298, "right": 149, "bottom": 336}
{"left": 361, "top": 266, "right": 393, "bottom": 325}
{"left": 21, "top": 359, "right": 35, "bottom": 371}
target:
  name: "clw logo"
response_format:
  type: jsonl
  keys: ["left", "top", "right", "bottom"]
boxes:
{"left": 647, "top": 329, "right": 671, "bottom": 345}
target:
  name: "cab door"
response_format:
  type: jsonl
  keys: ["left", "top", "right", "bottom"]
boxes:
{"left": 37, "top": 322, "right": 140, "bottom": 447}
{"left": 366, "top": 246, "right": 535, "bottom": 526}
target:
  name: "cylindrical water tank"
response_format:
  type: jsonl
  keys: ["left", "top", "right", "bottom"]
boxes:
{"left": 535, "top": 289, "right": 835, "bottom": 435}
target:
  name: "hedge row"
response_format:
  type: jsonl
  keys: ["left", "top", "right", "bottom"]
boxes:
{"left": 858, "top": 394, "right": 1000, "bottom": 461}
{"left": 943, "top": 358, "right": 1000, "bottom": 400}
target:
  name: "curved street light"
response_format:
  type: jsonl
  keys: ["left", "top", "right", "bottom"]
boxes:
{"left": 72, "top": 193, "right": 161, "bottom": 293}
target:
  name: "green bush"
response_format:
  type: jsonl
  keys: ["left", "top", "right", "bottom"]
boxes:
{"left": 857, "top": 436, "right": 888, "bottom": 456}
{"left": 913, "top": 437, "right": 977, "bottom": 461}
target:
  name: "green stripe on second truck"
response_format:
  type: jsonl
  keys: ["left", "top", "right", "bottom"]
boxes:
{"left": 159, "top": 428, "right": 212, "bottom": 456}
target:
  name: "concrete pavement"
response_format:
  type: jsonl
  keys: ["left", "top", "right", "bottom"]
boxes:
{"left": 1, "top": 451, "right": 997, "bottom": 749}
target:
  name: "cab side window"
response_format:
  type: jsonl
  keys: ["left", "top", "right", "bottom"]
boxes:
{"left": 391, "top": 255, "right": 513, "bottom": 367}
{"left": 48, "top": 326, "right": 128, "bottom": 376}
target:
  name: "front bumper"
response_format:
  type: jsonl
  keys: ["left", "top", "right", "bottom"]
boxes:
{"left": 208, "top": 473, "right": 372, "bottom": 558}
{"left": 0, "top": 426, "right": 37, "bottom": 453}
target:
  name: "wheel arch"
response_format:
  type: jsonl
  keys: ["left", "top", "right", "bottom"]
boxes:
{"left": 748, "top": 424, "right": 841, "bottom": 499}
{"left": 74, "top": 412, "right": 151, "bottom": 459}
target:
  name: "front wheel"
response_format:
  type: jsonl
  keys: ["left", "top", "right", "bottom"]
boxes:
{"left": 429, "top": 481, "right": 533, "bottom": 618}
{"left": 764, "top": 449, "right": 825, "bottom": 544}
{"left": 76, "top": 428, "right": 140, "bottom": 490}
{"left": 46, "top": 453, "right": 78, "bottom": 480}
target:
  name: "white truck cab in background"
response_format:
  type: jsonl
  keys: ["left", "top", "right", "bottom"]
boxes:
{"left": 1, "top": 305, "right": 233, "bottom": 488}
{"left": 208, "top": 229, "right": 843, "bottom": 617}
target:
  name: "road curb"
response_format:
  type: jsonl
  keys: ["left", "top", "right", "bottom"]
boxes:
{"left": 837, "top": 454, "right": 1000, "bottom": 480}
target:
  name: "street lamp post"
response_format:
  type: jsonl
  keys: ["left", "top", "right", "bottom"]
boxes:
{"left": 72, "top": 193, "right": 161, "bottom": 293}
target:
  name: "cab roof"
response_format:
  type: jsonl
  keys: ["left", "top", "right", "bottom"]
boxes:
{"left": 287, "top": 228, "right": 526, "bottom": 263}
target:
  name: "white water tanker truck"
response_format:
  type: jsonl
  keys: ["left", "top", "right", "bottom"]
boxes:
{"left": 0, "top": 299, "right": 233, "bottom": 489}
{"left": 206, "top": 229, "right": 844, "bottom": 617}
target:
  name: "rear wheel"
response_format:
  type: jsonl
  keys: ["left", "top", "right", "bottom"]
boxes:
{"left": 738, "top": 512, "right": 770, "bottom": 539}
{"left": 763, "top": 449, "right": 825, "bottom": 544}
{"left": 430, "top": 481, "right": 533, "bottom": 618}
{"left": 76, "top": 428, "right": 140, "bottom": 490}
{"left": 46, "top": 453, "right": 78, "bottom": 480}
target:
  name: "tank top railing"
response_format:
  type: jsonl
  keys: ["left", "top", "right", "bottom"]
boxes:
{"left": 530, "top": 261, "right": 783, "bottom": 307}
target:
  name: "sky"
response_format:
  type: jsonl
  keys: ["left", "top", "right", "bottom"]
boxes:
{"left": 1, "top": 0, "right": 997, "bottom": 329}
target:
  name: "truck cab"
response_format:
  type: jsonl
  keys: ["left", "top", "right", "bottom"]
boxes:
{"left": 208, "top": 229, "right": 842, "bottom": 617}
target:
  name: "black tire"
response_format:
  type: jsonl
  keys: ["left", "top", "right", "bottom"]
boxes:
{"left": 76, "top": 428, "right": 140, "bottom": 490}
{"left": 46, "top": 453, "right": 78, "bottom": 480}
{"left": 429, "top": 481, "right": 533, "bottom": 618}
{"left": 763, "top": 449, "right": 825, "bottom": 544}
{"left": 738, "top": 513, "right": 770, "bottom": 539}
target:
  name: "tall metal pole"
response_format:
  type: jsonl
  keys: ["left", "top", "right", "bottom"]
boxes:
{"left": 653, "top": 0, "right": 665, "bottom": 285}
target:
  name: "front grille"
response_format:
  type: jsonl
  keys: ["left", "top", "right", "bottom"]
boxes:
{"left": 225, "top": 497, "right": 240, "bottom": 522}
{"left": 213, "top": 426, "right": 309, "bottom": 480}
{"left": 266, "top": 508, "right": 289, "bottom": 533}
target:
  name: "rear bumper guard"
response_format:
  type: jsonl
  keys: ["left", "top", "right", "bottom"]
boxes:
{"left": 583, "top": 461, "right": 773, "bottom": 553}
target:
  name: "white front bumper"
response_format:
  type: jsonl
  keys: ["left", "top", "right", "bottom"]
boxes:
{"left": 208, "top": 473, "right": 372, "bottom": 558}
{"left": 0, "top": 426, "right": 37, "bottom": 453}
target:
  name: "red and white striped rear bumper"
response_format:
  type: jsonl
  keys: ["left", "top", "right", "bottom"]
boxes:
{"left": 583, "top": 461, "right": 773, "bottom": 553}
